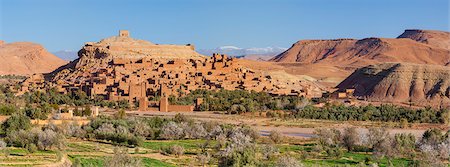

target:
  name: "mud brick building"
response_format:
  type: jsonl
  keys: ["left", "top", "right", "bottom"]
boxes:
{"left": 19, "top": 30, "right": 322, "bottom": 112}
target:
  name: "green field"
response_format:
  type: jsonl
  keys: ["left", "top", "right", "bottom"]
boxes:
{"left": 0, "top": 138, "right": 447, "bottom": 166}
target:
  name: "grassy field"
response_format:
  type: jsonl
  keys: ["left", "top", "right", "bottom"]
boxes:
{"left": 0, "top": 148, "right": 59, "bottom": 166}
{"left": 0, "top": 139, "right": 447, "bottom": 167}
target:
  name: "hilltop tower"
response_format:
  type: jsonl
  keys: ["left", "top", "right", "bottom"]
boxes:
{"left": 119, "top": 30, "right": 130, "bottom": 37}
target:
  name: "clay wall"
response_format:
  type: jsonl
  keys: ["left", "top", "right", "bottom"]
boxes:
{"left": 168, "top": 105, "right": 194, "bottom": 112}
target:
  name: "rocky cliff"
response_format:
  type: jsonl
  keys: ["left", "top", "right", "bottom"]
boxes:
{"left": 337, "top": 63, "right": 450, "bottom": 107}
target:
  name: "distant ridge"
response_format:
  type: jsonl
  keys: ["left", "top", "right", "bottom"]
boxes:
{"left": 270, "top": 29, "right": 450, "bottom": 68}
{"left": 0, "top": 41, "right": 66, "bottom": 75}
{"left": 337, "top": 63, "right": 450, "bottom": 107}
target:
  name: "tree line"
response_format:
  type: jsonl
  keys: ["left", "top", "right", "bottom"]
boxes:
{"left": 293, "top": 104, "right": 449, "bottom": 124}
{"left": 314, "top": 127, "right": 450, "bottom": 166}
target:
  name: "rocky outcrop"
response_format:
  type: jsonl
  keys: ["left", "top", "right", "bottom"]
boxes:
{"left": 48, "top": 30, "right": 205, "bottom": 81}
{"left": 337, "top": 63, "right": 450, "bottom": 107}
{"left": 0, "top": 41, "right": 66, "bottom": 75}
{"left": 21, "top": 31, "right": 323, "bottom": 101}
{"left": 397, "top": 29, "right": 450, "bottom": 50}
{"left": 270, "top": 30, "right": 450, "bottom": 69}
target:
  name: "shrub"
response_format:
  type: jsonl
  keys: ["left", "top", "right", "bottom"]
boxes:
{"left": 342, "top": 127, "right": 360, "bottom": 152}
{"left": 325, "top": 145, "right": 344, "bottom": 159}
{"left": 392, "top": 133, "right": 415, "bottom": 157}
{"left": 132, "top": 120, "right": 151, "bottom": 137}
{"left": 105, "top": 147, "right": 141, "bottom": 167}
{"left": 73, "top": 107, "right": 82, "bottom": 116}
{"left": 372, "top": 135, "right": 395, "bottom": 162}
{"left": 314, "top": 128, "right": 341, "bottom": 146}
{"left": 269, "top": 130, "right": 283, "bottom": 144}
{"left": 173, "top": 113, "right": 189, "bottom": 123}
{"left": 82, "top": 105, "right": 92, "bottom": 116}
{"left": 366, "top": 128, "right": 389, "bottom": 149}
{"left": 420, "top": 128, "right": 445, "bottom": 146}
{"left": 0, "top": 140, "right": 6, "bottom": 149}
{"left": 189, "top": 123, "right": 207, "bottom": 139}
{"left": 169, "top": 145, "right": 184, "bottom": 157}
{"left": 197, "top": 152, "right": 211, "bottom": 166}
{"left": 261, "top": 144, "right": 279, "bottom": 160}
{"left": 400, "top": 118, "right": 409, "bottom": 128}
{"left": 27, "top": 143, "right": 37, "bottom": 153}
{"left": 1, "top": 112, "right": 31, "bottom": 135}
{"left": 116, "top": 100, "right": 130, "bottom": 109}
{"left": 159, "top": 122, "right": 184, "bottom": 140}
{"left": 115, "top": 109, "right": 126, "bottom": 119}
{"left": 217, "top": 127, "right": 259, "bottom": 167}
{"left": 0, "top": 104, "right": 16, "bottom": 115}
{"left": 37, "top": 129, "right": 64, "bottom": 150}
{"left": 275, "top": 155, "right": 303, "bottom": 167}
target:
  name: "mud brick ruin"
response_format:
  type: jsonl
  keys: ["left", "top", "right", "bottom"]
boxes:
{"left": 19, "top": 30, "right": 321, "bottom": 112}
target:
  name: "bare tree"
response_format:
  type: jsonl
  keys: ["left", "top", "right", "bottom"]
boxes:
{"left": 314, "top": 128, "right": 341, "bottom": 146}
{"left": 38, "top": 129, "right": 64, "bottom": 150}
{"left": 105, "top": 147, "right": 141, "bottom": 167}
{"left": 190, "top": 123, "right": 207, "bottom": 139}
{"left": 159, "top": 122, "right": 184, "bottom": 140}
{"left": 367, "top": 128, "right": 389, "bottom": 149}
{"left": 342, "top": 127, "right": 360, "bottom": 152}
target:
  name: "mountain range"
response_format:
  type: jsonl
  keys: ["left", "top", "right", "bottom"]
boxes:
{"left": 197, "top": 46, "right": 287, "bottom": 60}
{"left": 54, "top": 46, "right": 288, "bottom": 61}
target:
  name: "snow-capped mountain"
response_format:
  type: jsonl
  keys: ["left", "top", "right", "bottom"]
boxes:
{"left": 197, "top": 46, "right": 287, "bottom": 60}
{"left": 53, "top": 50, "right": 78, "bottom": 61}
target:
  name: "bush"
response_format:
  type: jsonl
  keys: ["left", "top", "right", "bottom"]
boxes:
{"left": 367, "top": 128, "right": 389, "bottom": 149}
{"left": 275, "top": 155, "right": 303, "bottom": 167}
{"left": 342, "top": 127, "right": 360, "bottom": 152}
{"left": 82, "top": 105, "right": 92, "bottom": 116}
{"left": 217, "top": 127, "right": 258, "bottom": 166}
{"left": 37, "top": 129, "right": 64, "bottom": 150}
{"left": 261, "top": 144, "right": 279, "bottom": 160}
{"left": 420, "top": 128, "right": 445, "bottom": 146}
{"left": 105, "top": 147, "right": 141, "bottom": 167}
{"left": 188, "top": 123, "right": 207, "bottom": 139}
{"left": 168, "top": 145, "right": 184, "bottom": 157}
{"left": 393, "top": 133, "right": 415, "bottom": 158}
{"left": 1, "top": 112, "right": 31, "bottom": 135}
{"left": 159, "top": 122, "right": 184, "bottom": 140}
{"left": 197, "top": 152, "right": 211, "bottom": 166}
{"left": 115, "top": 109, "right": 127, "bottom": 119}
{"left": 73, "top": 107, "right": 81, "bottom": 116}
{"left": 0, "top": 104, "right": 16, "bottom": 115}
{"left": 269, "top": 130, "right": 283, "bottom": 144}
{"left": 0, "top": 140, "right": 6, "bottom": 149}
{"left": 27, "top": 143, "right": 37, "bottom": 153}
{"left": 314, "top": 128, "right": 341, "bottom": 147}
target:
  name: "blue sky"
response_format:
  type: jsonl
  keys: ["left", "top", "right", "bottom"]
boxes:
{"left": 0, "top": 0, "right": 449, "bottom": 52}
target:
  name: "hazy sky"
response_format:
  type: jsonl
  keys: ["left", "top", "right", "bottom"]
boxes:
{"left": 0, "top": 0, "right": 449, "bottom": 52}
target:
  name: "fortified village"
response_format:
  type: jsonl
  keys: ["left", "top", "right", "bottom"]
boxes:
{"left": 18, "top": 30, "right": 323, "bottom": 112}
